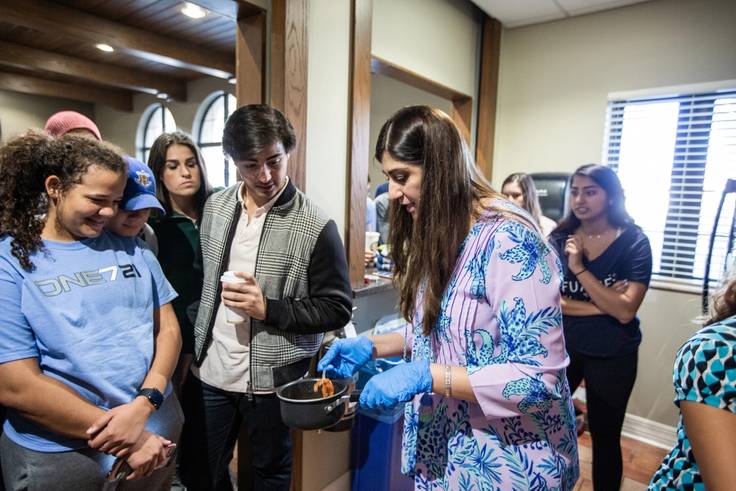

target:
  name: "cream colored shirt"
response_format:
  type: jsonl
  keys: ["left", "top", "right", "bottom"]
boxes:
{"left": 193, "top": 179, "right": 289, "bottom": 393}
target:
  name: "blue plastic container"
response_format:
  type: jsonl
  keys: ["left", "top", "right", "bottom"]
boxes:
{"left": 351, "top": 359, "right": 413, "bottom": 491}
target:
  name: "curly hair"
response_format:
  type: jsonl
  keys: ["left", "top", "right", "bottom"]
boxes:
{"left": 0, "top": 131, "right": 126, "bottom": 270}
{"left": 708, "top": 270, "right": 736, "bottom": 325}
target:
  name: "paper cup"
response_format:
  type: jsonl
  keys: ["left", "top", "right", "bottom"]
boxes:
{"left": 221, "top": 272, "right": 247, "bottom": 324}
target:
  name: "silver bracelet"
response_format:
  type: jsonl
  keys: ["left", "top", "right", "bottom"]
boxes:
{"left": 444, "top": 365, "right": 452, "bottom": 398}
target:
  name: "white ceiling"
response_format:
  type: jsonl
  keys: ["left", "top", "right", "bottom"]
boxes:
{"left": 471, "top": 0, "right": 652, "bottom": 28}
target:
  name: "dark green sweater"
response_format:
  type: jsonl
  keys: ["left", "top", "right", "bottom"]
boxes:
{"left": 150, "top": 212, "right": 202, "bottom": 354}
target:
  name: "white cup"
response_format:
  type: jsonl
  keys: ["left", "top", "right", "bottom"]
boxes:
{"left": 220, "top": 271, "right": 247, "bottom": 324}
{"left": 365, "top": 231, "right": 380, "bottom": 253}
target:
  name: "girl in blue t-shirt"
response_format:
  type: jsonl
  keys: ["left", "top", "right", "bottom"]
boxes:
{"left": 549, "top": 164, "right": 653, "bottom": 491}
{"left": 0, "top": 132, "right": 182, "bottom": 490}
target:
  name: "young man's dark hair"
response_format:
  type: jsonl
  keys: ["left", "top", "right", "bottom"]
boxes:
{"left": 222, "top": 104, "right": 296, "bottom": 160}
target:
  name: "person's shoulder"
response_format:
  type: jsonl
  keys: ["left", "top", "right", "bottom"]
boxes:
{"left": 674, "top": 317, "right": 736, "bottom": 398}
{"left": 676, "top": 318, "right": 736, "bottom": 375}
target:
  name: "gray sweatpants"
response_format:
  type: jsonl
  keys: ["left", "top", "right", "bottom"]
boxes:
{"left": 0, "top": 394, "right": 183, "bottom": 491}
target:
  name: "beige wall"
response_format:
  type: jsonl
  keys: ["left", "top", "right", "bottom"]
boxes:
{"left": 493, "top": 0, "right": 736, "bottom": 426}
{"left": 304, "top": 0, "right": 352, "bottom": 241}
{"left": 372, "top": 0, "right": 480, "bottom": 150}
{"left": 369, "top": 73, "right": 452, "bottom": 195}
{"left": 94, "top": 77, "right": 233, "bottom": 156}
{"left": 493, "top": 0, "right": 736, "bottom": 185}
{"left": 0, "top": 90, "right": 94, "bottom": 143}
{"left": 372, "top": 0, "right": 479, "bottom": 97}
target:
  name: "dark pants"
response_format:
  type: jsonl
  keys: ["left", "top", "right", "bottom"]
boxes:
{"left": 179, "top": 375, "right": 292, "bottom": 491}
{"left": 567, "top": 350, "right": 637, "bottom": 491}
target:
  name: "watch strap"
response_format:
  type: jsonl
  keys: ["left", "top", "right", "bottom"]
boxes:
{"left": 137, "top": 387, "right": 164, "bottom": 410}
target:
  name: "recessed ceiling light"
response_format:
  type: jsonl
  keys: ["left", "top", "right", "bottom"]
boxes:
{"left": 95, "top": 43, "right": 114, "bottom": 53}
{"left": 181, "top": 2, "right": 207, "bottom": 19}
{"left": 156, "top": 92, "right": 169, "bottom": 100}
{"left": 228, "top": 77, "right": 237, "bottom": 85}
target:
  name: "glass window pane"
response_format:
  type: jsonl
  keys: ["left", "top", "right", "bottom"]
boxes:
{"left": 201, "top": 145, "right": 228, "bottom": 189}
{"left": 201, "top": 95, "right": 225, "bottom": 144}
{"left": 617, "top": 101, "right": 680, "bottom": 275}
{"left": 144, "top": 106, "right": 163, "bottom": 147}
{"left": 693, "top": 97, "right": 736, "bottom": 280}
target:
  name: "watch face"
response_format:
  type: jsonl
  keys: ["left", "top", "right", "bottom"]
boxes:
{"left": 139, "top": 388, "right": 164, "bottom": 409}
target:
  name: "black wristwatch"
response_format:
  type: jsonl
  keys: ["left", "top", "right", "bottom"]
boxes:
{"left": 137, "top": 387, "right": 164, "bottom": 410}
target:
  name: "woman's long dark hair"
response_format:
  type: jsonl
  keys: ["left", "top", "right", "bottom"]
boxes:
{"left": 553, "top": 164, "right": 633, "bottom": 235}
{"left": 502, "top": 172, "right": 543, "bottom": 226}
{"left": 0, "top": 131, "right": 126, "bottom": 270}
{"left": 147, "top": 131, "right": 212, "bottom": 218}
{"left": 376, "top": 106, "right": 517, "bottom": 335}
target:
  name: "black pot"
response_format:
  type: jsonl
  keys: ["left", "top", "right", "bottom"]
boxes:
{"left": 276, "top": 378, "right": 350, "bottom": 431}
{"left": 324, "top": 389, "right": 361, "bottom": 432}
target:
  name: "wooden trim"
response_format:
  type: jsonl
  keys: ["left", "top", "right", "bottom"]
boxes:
{"left": 370, "top": 55, "right": 472, "bottom": 102}
{"left": 474, "top": 15, "right": 502, "bottom": 181}
{"left": 0, "top": 40, "right": 187, "bottom": 101}
{"left": 371, "top": 55, "right": 473, "bottom": 144}
{"left": 270, "top": 0, "right": 309, "bottom": 191}
{"left": 269, "top": 0, "right": 286, "bottom": 111}
{"left": 451, "top": 96, "right": 473, "bottom": 145}
{"left": 235, "top": 12, "right": 266, "bottom": 105}
{"left": 290, "top": 430, "right": 303, "bottom": 491}
{"left": 346, "top": 0, "right": 373, "bottom": 288}
{"left": 0, "top": 72, "right": 133, "bottom": 111}
{"left": 0, "top": 0, "right": 234, "bottom": 79}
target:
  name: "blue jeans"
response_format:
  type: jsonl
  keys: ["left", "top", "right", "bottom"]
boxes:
{"left": 179, "top": 376, "right": 292, "bottom": 491}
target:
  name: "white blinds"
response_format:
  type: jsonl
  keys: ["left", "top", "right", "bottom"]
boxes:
{"left": 603, "top": 89, "right": 736, "bottom": 283}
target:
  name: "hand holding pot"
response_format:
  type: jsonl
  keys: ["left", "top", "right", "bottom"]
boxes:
{"left": 359, "top": 359, "right": 432, "bottom": 410}
{"left": 317, "top": 337, "right": 374, "bottom": 378}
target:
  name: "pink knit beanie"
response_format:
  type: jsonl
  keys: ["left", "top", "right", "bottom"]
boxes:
{"left": 44, "top": 111, "right": 102, "bottom": 140}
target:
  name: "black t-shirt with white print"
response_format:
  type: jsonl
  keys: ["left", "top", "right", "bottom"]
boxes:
{"left": 548, "top": 225, "right": 653, "bottom": 357}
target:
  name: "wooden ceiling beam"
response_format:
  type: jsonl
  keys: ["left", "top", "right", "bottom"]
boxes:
{"left": 0, "top": 41, "right": 187, "bottom": 101}
{"left": 0, "top": 0, "right": 234, "bottom": 79}
{"left": 0, "top": 72, "right": 133, "bottom": 111}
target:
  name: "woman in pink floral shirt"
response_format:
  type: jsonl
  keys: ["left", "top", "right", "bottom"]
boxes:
{"left": 320, "top": 106, "right": 578, "bottom": 490}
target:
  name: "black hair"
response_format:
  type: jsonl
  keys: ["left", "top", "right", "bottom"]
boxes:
{"left": 553, "top": 163, "right": 633, "bottom": 235}
{"left": 222, "top": 104, "right": 296, "bottom": 160}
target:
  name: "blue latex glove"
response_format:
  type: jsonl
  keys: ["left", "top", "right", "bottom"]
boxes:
{"left": 359, "top": 359, "right": 433, "bottom": 410}
{"left": 317, "top": 337, "right": 374, "bottom": 378}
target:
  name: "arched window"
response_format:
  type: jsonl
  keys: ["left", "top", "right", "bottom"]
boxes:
{"left": 137, "top": 103, "right": 176, "bottom": 163}
{"left": 195, "top": 91, "right": 237, "bottom": 188}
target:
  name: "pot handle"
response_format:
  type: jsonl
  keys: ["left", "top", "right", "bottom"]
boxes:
{"left": 324, "top": 395, "right": 350, "bottom": 414}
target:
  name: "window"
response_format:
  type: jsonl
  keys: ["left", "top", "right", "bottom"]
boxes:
{"left": 195, "top": 92, "right": 237, "bottom": 188}
{"left": 604, "top": 87, "right": 736, "bottom": 286}
{"left": 137, "top": 104, "right": 176, "bottom": 163}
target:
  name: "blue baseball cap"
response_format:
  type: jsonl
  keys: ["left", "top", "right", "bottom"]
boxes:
{"left": 122, "top": 156, "right": 165, "bottom": 212}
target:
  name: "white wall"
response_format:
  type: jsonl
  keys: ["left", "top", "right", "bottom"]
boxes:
{"left": 372, "top": 0, "right": 479, "bottom": 97}
{"left": 304, "top": 0, "right": 352, "bottom": 241}
{"left": 493, "top": 0, "right": 736, "bottom": 426}
{"left": 95, "top": 77, "right": 233, "bottom": 155}
{"left": 493, "top": 0, "right": 736, "bottom": 185}
{"left": 0, "top": 90, "right": 93, "bottom": 143}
